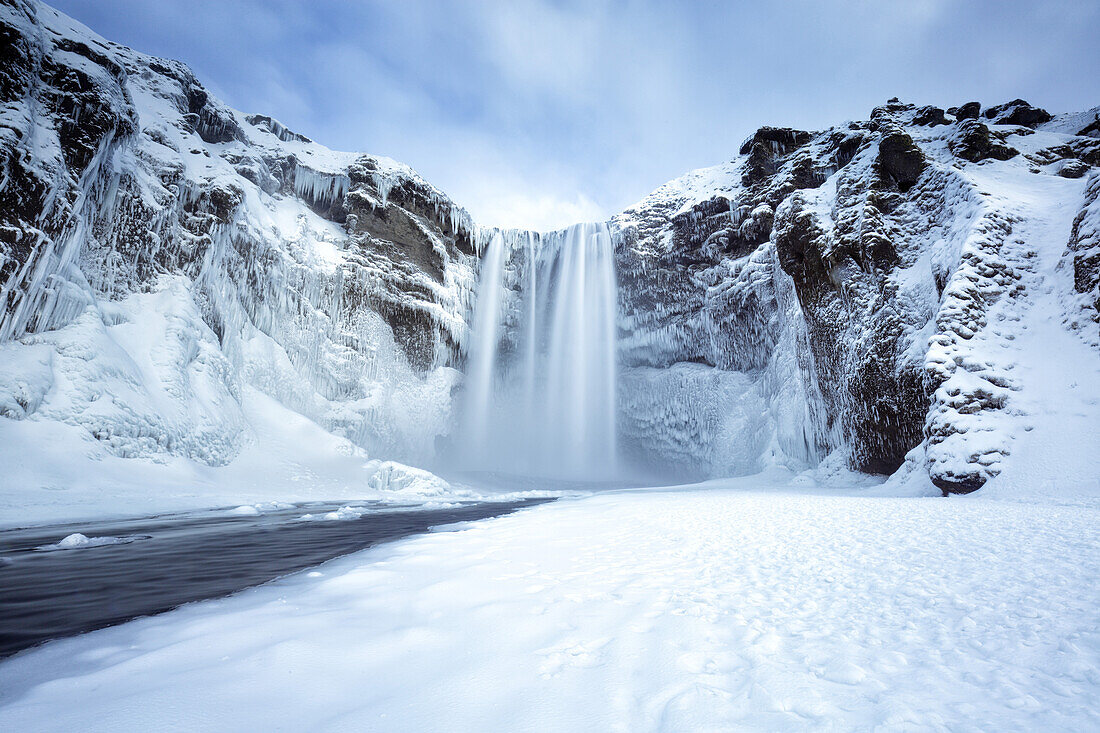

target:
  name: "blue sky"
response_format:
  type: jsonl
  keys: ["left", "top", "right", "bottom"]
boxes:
{"left": 52, "top": 0, "right": 1100, "bottom": 230}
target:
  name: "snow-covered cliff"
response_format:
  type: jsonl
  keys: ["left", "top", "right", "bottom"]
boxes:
{"left": 614, "top": 99, "right": 1100, "bottom": 493}
{"left": 0, "top": 0, "right": 483, "bottom": 505}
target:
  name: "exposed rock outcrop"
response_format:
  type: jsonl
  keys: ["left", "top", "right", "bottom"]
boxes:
{"left": 952, "top": 102, "right": 982, "bottom": 120}
{"left": 1068, "top": 172, "right": 1100, "bottom": 342}
{"left": 949, "top": 120, "right": 1019, "bottom": 163}
{"left": 983, "top": 99, "right": 1053, "bottom": 128}
{"left": 913, "top": 106, "right": 949, "bottom": 127}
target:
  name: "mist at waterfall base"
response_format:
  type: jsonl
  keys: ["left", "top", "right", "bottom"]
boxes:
{"left": 451, "top": 223, "right": 623, "bottom": 483}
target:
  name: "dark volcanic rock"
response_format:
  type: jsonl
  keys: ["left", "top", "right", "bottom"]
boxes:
{"left": 983, "top": 99, "right": 1053, "bottom": 128}
{"left": 773, "top": 166, "right": 928, "bottom": 475}
{"left": 950, "top": 120, "right": 1019, "bottom": 163}
{"left": 1068, "top": 174, "right": 1100, "bottom": 340}
{"left": 931, "top": 472, "right": 987, "bottom": 495}
{"left": 1058, "top": 160, "right": 1091, "bottom": 179}
{"left": 878, "top": 131, "right": 926, "bottom": 191}
{"left": 773, "top": 199, "right": 830, "bottom": 291}
{"left": 339, "top": 159, "right": 476, "bottom": 369}
{"left": 1024, "top": 140, "right": 1100, "bottom": 169}
{"left": 740, "top": 127, "right": 813, "bottom": 185}
{"left": 913, "top": 106, "right": 949, "bottom": 127}
{"left": 738, "top": 127, "right": 813, "bottom": 156}
{"left": 1080, "top": 143, "right": 1100, "bottom": 168}
{"left": 954, "top": 102, "right": 982, "bottom": 120}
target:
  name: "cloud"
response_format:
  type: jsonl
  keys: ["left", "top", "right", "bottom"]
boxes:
{"left": 470, "top": 191, "right": 607, "bottom": 233}
{"left": 51, "top": 0, "right": 1100, "bottom": 232}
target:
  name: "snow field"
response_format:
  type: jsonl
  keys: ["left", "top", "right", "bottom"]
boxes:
{"left": 1, "top": 482, "right": 1097, "bottom": 731}
{"left": 958, "top": 140, "right": 1100, "bottom": 498}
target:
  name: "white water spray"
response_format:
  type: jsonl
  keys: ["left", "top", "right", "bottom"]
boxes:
{"left": 460, "top": 222, "right": 618, "bottom": 479}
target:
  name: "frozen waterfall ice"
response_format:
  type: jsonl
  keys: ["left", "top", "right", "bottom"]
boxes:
{"left": 459, "top": 223, "right": 619, "bottom": 480}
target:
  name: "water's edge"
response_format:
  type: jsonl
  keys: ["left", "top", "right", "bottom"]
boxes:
{"left": 0, "top": 498, "right": 554, "bottom": 659}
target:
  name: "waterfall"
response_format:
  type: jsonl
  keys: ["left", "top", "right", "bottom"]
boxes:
{"left": 459, "top": 222, "right": 619, "bottom": 480}
{"left": 464, "top": 231, "right": 508, "bottom": 454}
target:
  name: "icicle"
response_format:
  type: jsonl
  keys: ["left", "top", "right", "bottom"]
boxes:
{"left": 1, "top": 129, "right": 122, "bottom": 342}
{"left": 370, "top": 171, "right": 395, "bottom": 209}
{"left": 293, "top": 166, "right": 350, "bottom": 208}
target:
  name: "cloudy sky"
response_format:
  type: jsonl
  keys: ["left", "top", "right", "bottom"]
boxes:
{"left": 52, "top": 0, "right": 1100, "bottom": 231}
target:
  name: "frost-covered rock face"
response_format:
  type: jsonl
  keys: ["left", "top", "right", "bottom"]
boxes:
{"left": 0, "top": 0, "right": 477, "bottom": 467}
{"left": 611, "top": 133, "right": 827, "bottom": 479}
{"left": 613, "top": 97, "right": 1100, "bottom": 491}
{"left": 1068, "top": 172, "right": 1100, "bottom": 336}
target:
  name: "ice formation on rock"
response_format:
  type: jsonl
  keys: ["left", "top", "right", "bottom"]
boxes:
{"left": 293, "top": 166, "right": 350, "bottom": 209}
{"left": 0, "top": 0, "right": 480, "bottom": 482}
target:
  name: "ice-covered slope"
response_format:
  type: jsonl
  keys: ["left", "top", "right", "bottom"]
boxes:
{"left": 0, "top": 0, "right": 487, "bottom": 519}
{"left": 613, "top": 99, "right": 1100, "bottom": 493}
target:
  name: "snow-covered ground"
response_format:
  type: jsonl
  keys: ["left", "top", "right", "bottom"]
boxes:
{"left": 2, "top": 472, "right": 1097, "bottom": 732}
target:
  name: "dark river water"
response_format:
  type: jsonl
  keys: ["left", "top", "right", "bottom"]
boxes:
{"left": 0, "top": 498, "right": 552, "bottom": 658}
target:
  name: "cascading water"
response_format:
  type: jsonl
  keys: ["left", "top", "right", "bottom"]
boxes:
{"left": 460, "top": 222, "right": 619, "bottom": 480}
{"left": 464, "top": 230, "right": 508, "bottom": 452}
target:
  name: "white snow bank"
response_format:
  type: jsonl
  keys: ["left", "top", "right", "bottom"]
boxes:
{"left": 1, "top": 478, "right": 1097, "bottom": 731}
{"left": 37, "top": 533, "right": 145, "bottom": 551}
{"left": 297, "top": 505, "right": 368, "bottom": 522}
{"left": 225, "top": 502, "right": 295, "bottom": 516}
{"left": 0, "top": 384, "right": 506, "bottom": 528}
{"left": 366, "top": 460, "right": 476, "bottom": 499}
{"left": 291, "top": 463, "right": 507, "bottom": 520}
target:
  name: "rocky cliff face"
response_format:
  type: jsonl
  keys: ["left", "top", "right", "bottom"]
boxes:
{"left": 2, "top": 0, "right": 1098, "bottom": 495}
{"left": 615, "top": 98, "right": 1100, "bottom": 492}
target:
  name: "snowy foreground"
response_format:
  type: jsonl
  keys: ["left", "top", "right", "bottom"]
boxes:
{"left": 2, "top": 474, "right": 1098, "bottom": 732}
